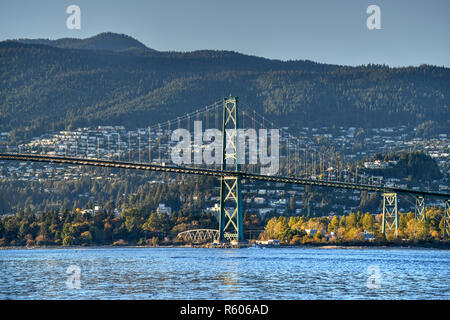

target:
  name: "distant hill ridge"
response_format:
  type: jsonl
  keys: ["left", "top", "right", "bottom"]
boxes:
{"left": 0, "top": 32, "right": 449, "bottom": 142}
{"left": 15, "top": 32, "right": 155, "bottom": 52}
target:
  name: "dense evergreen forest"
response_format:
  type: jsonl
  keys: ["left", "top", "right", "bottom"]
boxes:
{"left": 1, "top": 33, "right": 449, "bottom": 143}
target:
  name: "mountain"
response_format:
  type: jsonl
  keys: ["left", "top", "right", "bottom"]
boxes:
{"left": 0, "top": 32, "right": 449, "bottom": 142}
{"left": 15, "top": 32, "right": 155, "bottom": 52}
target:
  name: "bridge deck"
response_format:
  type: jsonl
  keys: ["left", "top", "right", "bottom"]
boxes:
{"left": 1, "top": 153, "right": 449, "bottom": 199}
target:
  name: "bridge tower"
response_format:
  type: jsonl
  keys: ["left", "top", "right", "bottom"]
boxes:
{"left": 443, "top": 200, "right": 450, "bottom": 239}
{"left": 415, "top": 196, "right": 425, "bottom": 221}
{"left": 382, "top": 192, "right": 398, "bottom": 236}
{"left": 218, "top": 96, "right": 244, "bottom": 242}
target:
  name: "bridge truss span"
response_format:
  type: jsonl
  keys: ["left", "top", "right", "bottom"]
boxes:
{"left": 177, "top": 229, "right": 219, "bottom": 243}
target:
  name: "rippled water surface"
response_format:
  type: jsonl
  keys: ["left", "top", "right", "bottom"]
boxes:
{"left": 0, "top": 247, "right": 449, "bottom": 299}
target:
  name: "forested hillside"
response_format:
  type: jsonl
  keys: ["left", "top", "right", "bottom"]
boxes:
{"left": 14, "top": 32, "right": 154, "bottom": 52}
{"left": 1, "top": 33, "right": 449, "bottom": 143}
{"left": 367, "top": 151, "right": 443, "bottom": 181}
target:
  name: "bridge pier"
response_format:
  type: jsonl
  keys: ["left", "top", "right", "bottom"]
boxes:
{"left": 382, "top": 192, "right": 398, "bottom": 237}
{"left": 415, "top": 196, "right": 425, "bottom": 221}
{"left": 219, "top": 176, "right": 244, "bottom": 242}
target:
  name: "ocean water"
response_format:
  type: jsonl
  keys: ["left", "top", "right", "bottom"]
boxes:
{"left": 0, "top": 247, "right": 448, "bottom": 300}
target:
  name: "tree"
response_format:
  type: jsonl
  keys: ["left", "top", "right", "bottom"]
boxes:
{"left": 362, "top": 213, "right": 376, "bottom": 232}
{"left": 3, "top": 218, "right": 19, "bottom": 243}
{"left": 80, "top": 230, "right": 93, "bottom": 244}
{"left": 313, "top": 230, "right": 324, "bottom": 242}
{"left": 124, "top": 215, "right": 139, "bottom": 234}
{"left": 143, "top": 212, "right": 160, "bottom": 234}
{"left": 18, "top": 221, "right": 31, "bottom": 241}
{"left": 264, "top": 217, "right": 278, "bottom": 240}
{"left": 290, "top": 234, "right": 303, "bottom": 245}
{"left": 404, "top": 219, "right": 428, "bottom": 241}
{"left": 274, "top": 217, "right": 291, "bottom": 242}
{"left": 63, "top": 235, "right": 76, "bottom": 246}
{"left": 339, "top": 216, "right": 346, "bottom": 228}
{"left": 328, "top": 215, "right": 340, "bottom": 233}
{"left": 151, "top": 236, "right": 159, "bottom": 246}
{"left": 345, "top": 213, "right": 357, "bottom": 229}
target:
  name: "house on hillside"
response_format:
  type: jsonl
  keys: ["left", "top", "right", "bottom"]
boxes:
{"left": 156, "top": 203, "right": 172, "bottom": 216}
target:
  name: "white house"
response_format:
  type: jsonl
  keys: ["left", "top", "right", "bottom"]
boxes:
{"left": 156, "top": 203, "right": 172, "bottom": 216}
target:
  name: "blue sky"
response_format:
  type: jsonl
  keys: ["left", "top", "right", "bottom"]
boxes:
{"left": 0, "top": 0, "right": 449, "bottom": 67}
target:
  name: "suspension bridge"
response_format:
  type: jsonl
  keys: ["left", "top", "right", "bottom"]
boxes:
{"left": 1, "top": 96, "right": 449, "bottom": 242}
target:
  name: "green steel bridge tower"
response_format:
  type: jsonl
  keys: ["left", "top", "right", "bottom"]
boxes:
{"left": 218, "top": 96, "right": 244, "bottom": 243}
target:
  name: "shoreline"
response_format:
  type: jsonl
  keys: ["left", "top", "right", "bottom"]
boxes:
{"left": 1, "top": 243, "right": 449, "bottom": 251}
